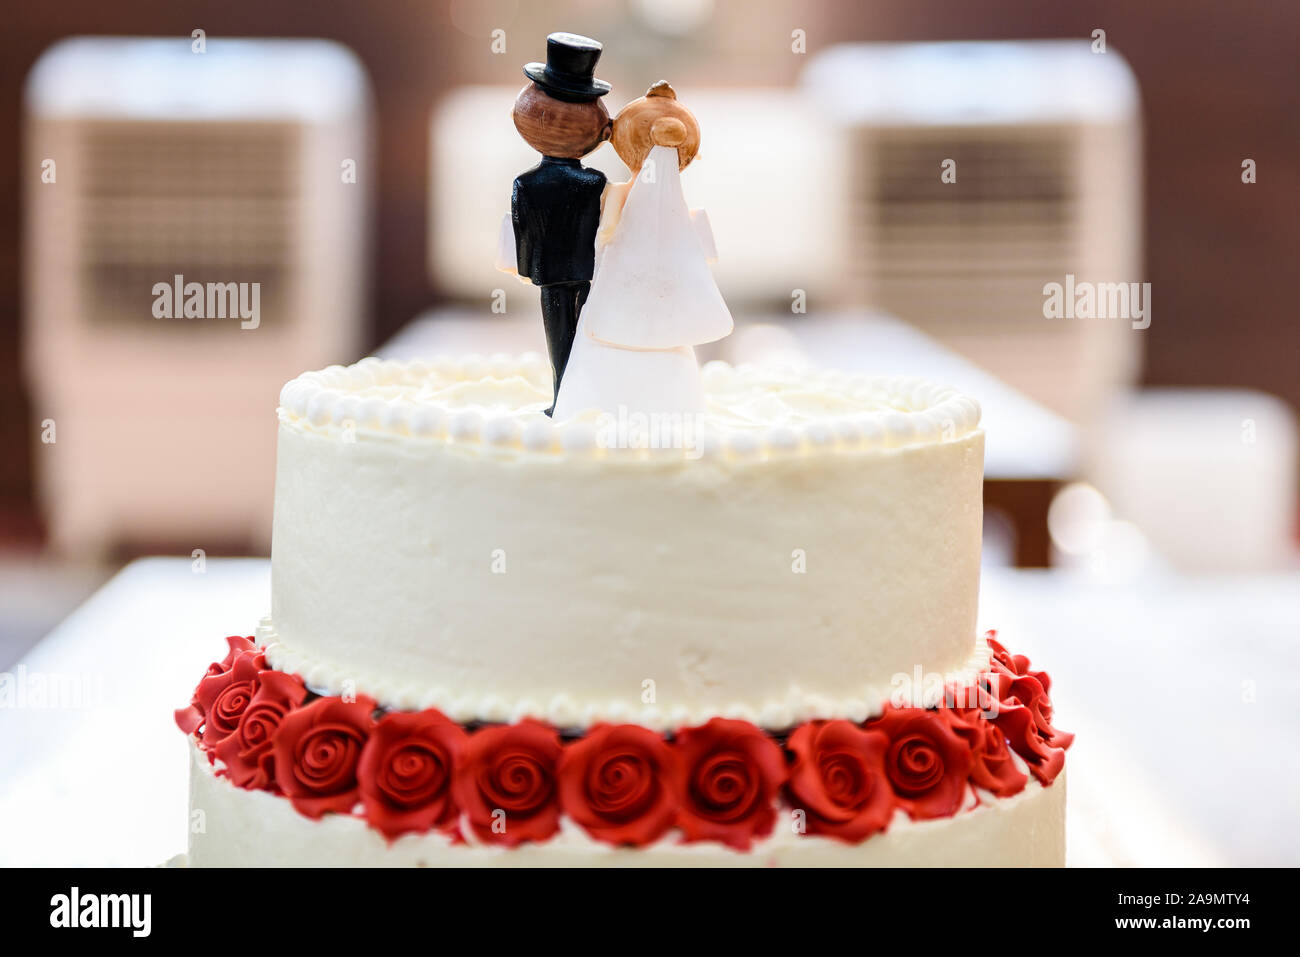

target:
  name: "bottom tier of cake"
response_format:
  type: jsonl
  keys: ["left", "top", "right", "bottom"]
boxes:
{"left": 176, "top": 631, "right": 1072, "bottom": 867}
{"left": 185, "top": 741, "right": 1065, "bottom": 867}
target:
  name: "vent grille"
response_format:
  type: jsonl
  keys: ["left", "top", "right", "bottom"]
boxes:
{"left": 75, "top": 121, "right": 300, "bottom": 329}
{"left": 847, "top": 124, "right": 1117, "bottom": 416}
{"left": 853, "top": 126, "right": 1079, "bottom": 323}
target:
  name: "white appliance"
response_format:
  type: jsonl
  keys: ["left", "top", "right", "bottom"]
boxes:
{"left": 802, "top": 41, "right": 1143, "bottom": 424}
{"left": 23, "top": 36, "right": 372, "bottom": 554}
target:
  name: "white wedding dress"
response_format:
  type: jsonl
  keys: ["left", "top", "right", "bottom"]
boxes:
{"left": 552, "top": 145, "right": 733, "bottom": 419}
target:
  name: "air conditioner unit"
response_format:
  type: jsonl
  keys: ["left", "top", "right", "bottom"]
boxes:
{"left": 23, "top": 36, "right": 371, "bottom": 554}
{"left": 802, "top": 40, "right": 1143, "bottom": 423}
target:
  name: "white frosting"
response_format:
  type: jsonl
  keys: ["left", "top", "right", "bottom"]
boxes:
{"left": 261, "top": 619, "right": 992, "bottom": 730}
{"left": 277, "top": 355, "right": 983, "bottom": 457}
{"left": 186, "top": 741, "right": 1065, "bottom": 867}
{"left": 268, "top": 356, "right": 986, "bottom": 729}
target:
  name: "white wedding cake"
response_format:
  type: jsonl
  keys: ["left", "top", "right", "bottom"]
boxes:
{"left": 177, "top": 48, "right": 1070, "bottom": 867}
{"left": 176, "top": 355, "right": 1072, "bottom": 866}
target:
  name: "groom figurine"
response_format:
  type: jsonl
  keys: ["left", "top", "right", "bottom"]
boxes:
{"left": 510, "top": 33, "right": 612, "bottom": 414}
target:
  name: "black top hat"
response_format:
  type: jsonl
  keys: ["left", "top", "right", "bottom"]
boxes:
{"left": 523, "top": 32, "right": 611, "bottom": 102}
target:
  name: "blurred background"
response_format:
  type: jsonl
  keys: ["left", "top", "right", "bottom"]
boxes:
{"left": 0, "top": 0, "right": 1297, "bottom": 866}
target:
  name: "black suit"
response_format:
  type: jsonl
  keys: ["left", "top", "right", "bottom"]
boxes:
{"left": 512, "top": 156, "right": 606, "bottom": 411}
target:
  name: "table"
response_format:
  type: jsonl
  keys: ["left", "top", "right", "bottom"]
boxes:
{"left": 0, "top": 557, "right": 269, "bottom": 867}
{"left": 4, "top": 557, "right": 1295, "bottom": 866}
{"left": 979, "top": 568, "right": 1300, "bottom": 867}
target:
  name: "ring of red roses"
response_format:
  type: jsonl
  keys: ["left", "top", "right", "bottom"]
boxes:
{"left": 176, "top": 632, "right": 1071, "bottom": 850}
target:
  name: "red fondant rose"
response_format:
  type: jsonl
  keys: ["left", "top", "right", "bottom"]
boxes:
{"left": 195, "top": 650, "right": 266, "bottom": 748}
{"left": 987, "top": 633, "right": 1030, "bottom": 678}
{"left": 674, "top": 718, "right": 786, "bottom": 850}
{"left": 1004, "top": 673, "right": 1074, "bottom": 750}
{"left": 558, "top": 724, "right": 679, "bottom": 846}
{"left": 868, "top": 707, "right": 972, "bottom": 819}
{"left": 454, "top": 720, "right": 562, "bottom": 846}
{"left": 273, "top": 695, "right": 376, "bottom": 818}
{"left": 987, "top": 635, "right": 1071, "bottom": 741}
{"left": 358, "top": 709, "right": 467, "bottom": 839}
{"left": 787, "top": 720, "right": 895, "bottom": 842}
{"left": 174, "top": 636, "right": 262, "bottom": 735}
{"left": 991, "top": 701, "right": 1067, "bottom": 785}
{"left": 983, "top": 634, "right": 1073, "bottom": 784}
{"left": 213, "top": 671, "right": 308, "bottom": 791}
{"left": 941, "top": 707, "right": 1028, "bottom": 799}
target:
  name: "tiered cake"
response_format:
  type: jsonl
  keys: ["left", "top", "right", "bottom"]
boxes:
{"left": 176, "top": 355, "right": 1072, "bottom": 866}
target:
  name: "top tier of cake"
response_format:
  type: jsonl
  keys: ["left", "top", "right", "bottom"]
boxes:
{"left": 264, "top": 355, "right": 986, "bottom": 731}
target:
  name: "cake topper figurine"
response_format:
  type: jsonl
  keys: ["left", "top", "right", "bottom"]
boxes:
{"left": 502, "top": 33, "right": 612, "bottom": 415}
{"left": 552, "top": 81, "right": 732, "bottom": 419}
{"left": 496, "top": 40, "right": 733, "bottom": 420}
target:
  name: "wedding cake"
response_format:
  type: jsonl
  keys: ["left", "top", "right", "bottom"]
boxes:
{"left": 175, "top": 355, "right": 1071, "bottom": 866}
{"left": 174, "top": 35, "right": 1070, "bottom": 867}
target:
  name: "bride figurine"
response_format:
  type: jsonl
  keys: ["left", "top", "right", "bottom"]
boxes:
{"left": 553, "top": 82, "right": 733, "bottom": 419}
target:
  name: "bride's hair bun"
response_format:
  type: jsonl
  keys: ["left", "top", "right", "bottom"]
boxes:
{"left": 611, "top": 81, "right": 701, "bottom": 172}
{"left": 651, "top": 117, "right": 688, "bottom": 148}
